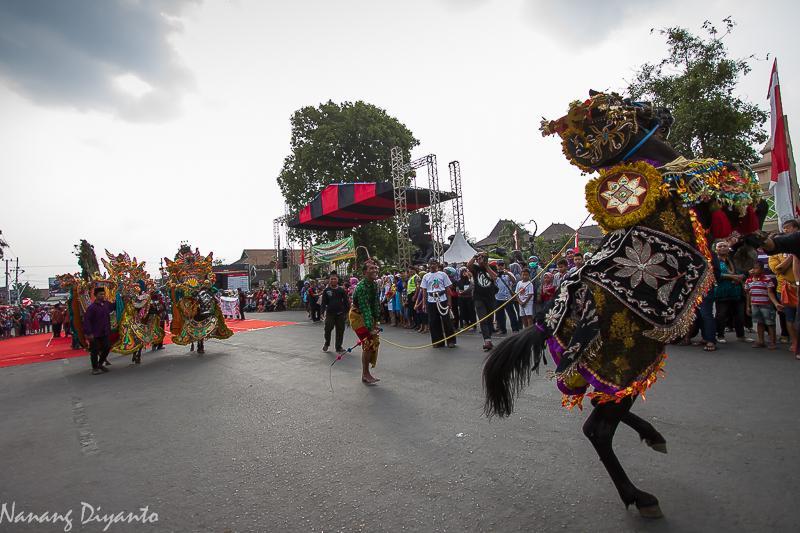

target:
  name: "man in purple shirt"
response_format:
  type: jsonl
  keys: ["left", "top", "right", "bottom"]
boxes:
{"left": 84, "top": 287, "right": 115, "bottom": 374}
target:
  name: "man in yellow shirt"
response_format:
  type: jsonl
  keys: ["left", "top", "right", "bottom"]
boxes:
{"left": 767, "top": 219, "right": 799, "bottom": 350}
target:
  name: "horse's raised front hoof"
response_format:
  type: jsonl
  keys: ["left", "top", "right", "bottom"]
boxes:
{"left": 645, "top": 439, "right": 668, "bottom": 454}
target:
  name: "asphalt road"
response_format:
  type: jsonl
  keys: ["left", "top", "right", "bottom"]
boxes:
{"left": 1, "top": 311, "right": 798, "bottom": 533}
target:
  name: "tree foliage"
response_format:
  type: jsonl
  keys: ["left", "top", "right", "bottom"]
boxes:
{"left": 0, "top": 230, "right": 8, "bottom": 260}
{"left": 277, "top": 100, "right": 419, "bottom": 262}
{"left": 495, "top": 220, "right": 530, "bottom": 254}
{"left": 628, "top": 18, "right": 768, "bottom": 164}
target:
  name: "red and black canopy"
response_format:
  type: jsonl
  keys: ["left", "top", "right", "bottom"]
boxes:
{"left": 287, "top": 182, "right": 456, "bottom": 231}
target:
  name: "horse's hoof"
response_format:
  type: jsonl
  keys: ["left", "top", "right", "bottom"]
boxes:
{"left": 637, "top": 504, "right": 664, "bottom": 519}
{"left": 645, "top": 439, "right": 668, "bottom": 454}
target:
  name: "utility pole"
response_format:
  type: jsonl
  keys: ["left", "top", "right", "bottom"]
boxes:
{"left": 13, "top": 258, "right": 24, "bottom": 304}
{"left": 3, "top": 259, "right": 8, "bottom": 304}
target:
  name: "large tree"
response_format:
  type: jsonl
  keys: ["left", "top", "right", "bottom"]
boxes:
{"left": 277, "top": 100, "right": 419, "bottom": 262}
{"left": 628, "top": 18, "right": 768, "bottom": 164}
{"left": 0, "top": 230, "right": 8, "bottom": 260}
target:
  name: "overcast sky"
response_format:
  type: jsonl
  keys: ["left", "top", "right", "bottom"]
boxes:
{"left": 1, "top": 0, "right": 798, "bottom": 286}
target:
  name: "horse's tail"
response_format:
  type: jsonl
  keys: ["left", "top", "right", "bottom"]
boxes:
{"left": 483, "top": 325, "right": 548, "bottom": 418}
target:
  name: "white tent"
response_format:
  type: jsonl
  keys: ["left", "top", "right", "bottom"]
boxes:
{"left": 443, "top": 231, "right": 478, "bottom": 264}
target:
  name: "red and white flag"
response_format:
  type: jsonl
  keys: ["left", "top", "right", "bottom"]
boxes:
{"left": 574, "top": 232, "right": 580, "bottom": 253}
{"left": 768, "top": 59, "right": 795, "bottom": 224}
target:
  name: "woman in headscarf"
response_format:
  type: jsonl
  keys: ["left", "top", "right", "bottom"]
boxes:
{"left": 539, "top": 271, "right": 557, "bottom": 304}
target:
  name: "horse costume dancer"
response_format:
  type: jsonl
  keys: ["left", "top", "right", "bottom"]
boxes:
{"left": 164, "top": 245, "right": 233, "bottom": 354}
{"left": 483, "top": 91, "right": 762, "bottom": 518}
{"left": 102, "top": 251, "right": 164, "bottom": 364}
{"left": 56, "top": 240, "right": 113, "bottom": 350}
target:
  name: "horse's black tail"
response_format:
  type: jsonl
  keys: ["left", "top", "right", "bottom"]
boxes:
{"left": 482, "top": 325, "right": 548, "bottom": 418}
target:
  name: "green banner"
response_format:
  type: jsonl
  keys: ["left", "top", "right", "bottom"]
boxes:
{"left": 310, "top": 236, "right": 356, "bottom": 263}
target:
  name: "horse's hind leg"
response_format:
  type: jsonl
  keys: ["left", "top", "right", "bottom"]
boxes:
{"left": 621, "top": 403, "right": 667, "bottom": 453}
{"left": 583, "top": 396, "right": 663, "bottom": 518}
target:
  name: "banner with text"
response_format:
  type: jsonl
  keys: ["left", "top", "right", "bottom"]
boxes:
{"left": 310, "top": 237, "right": 356, "bottom": 263}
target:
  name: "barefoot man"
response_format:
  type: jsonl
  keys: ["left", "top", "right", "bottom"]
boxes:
{"left": 350, "top": 259, "right": 381, "bottom": 384}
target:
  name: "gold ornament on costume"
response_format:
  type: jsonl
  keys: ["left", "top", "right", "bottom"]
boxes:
{"left": 585, "top": 161, "right": 662, "bottom": 231}
{"left": 163, "top": 247, "right": 215, "bottom": 293}
{"left": 540, "top": 92, "right": 639, "bottom": 172}
{"left": 102, "top": 250, "right": 154, "bottom": 296}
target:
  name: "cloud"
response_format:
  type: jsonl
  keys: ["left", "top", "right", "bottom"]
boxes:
{"left": 525, "top": 0, "right": 662, "bottom": 47}
{"left": 0, "top": 0, "right": 197, "bottom": 122}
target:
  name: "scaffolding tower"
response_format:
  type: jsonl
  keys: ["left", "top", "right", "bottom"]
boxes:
{"left": 392, "top": 151, "right": 449, "bottom": 267}
{"left": 448, "top": 161, "right": 465, "bottom": 234}
{"left": 272, "top": 215, "right": 285, "bottom": 282}
{"left": 391, "top": 147, "right": 411, "bottom": 269}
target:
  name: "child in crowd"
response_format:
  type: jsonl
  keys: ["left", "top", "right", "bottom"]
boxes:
{"left": 745, "top": 261, "right": 783, "bottom": 349}
{"left": 553, "top": 259, "right": 570, "bottom": 288}
{"left": 516, "top": 268, "right": 536, "bottom": 328}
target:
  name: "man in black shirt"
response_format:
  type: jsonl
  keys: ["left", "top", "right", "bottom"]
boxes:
{"left": 467, "top": 252, "right": 498, "bottom": 351}
{"left": 321, "top": 272, "right": 350, "bottom": 353}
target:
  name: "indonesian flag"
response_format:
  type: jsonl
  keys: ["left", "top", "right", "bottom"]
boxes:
{"left": 574, "top": 232, "right": 580, "bottom": 253}
{"left": 768, "top": 59, "right": 795, "bottom": 225}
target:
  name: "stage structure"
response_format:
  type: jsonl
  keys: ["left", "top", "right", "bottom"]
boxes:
{"left": 284, "top": 150, "right": 461, "bottom": 271}
{"left": 448, "top": 161, "right": 465, "bottom": 234}
{"left": 286, "top": 182, "right": 453, "bottom": 230}
{"left": 272, "top": 208, "right": 298, "bottom": 283}
{"left": 285, "top": 181, "right": 456, "bottom": 269}
{"left": 272, "top": 215, "right": 285, "bottom": 282}
{"left": 391, "top": 147, "right": 411, "bottom": 270}
{"left": 391, "top": 151, "right": 449, "bottom": 268}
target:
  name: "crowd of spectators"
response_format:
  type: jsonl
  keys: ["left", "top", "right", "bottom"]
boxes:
{"left": 0, "top": 302, "right": 70, "bottom": 339}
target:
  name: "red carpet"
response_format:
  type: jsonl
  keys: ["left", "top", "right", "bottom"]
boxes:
{"left": 0, "top": 319, "right": 295, "bottom": 369}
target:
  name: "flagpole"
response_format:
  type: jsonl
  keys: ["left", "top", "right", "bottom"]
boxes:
{"left": 784, "top": 115, "right": 799, "bottom": 216}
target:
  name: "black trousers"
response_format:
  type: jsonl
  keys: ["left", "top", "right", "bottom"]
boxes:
{"left": 89, "top": 336, "right": 111, "bottom": 369}
{"left": 52, "top": 322, "right": 62, "bottom": 338}
{"left": 716, "top": 299, "right": 745, "bottom": 338}
{"left": 239, "top": 304, "right": 246, "bottom": 320}
{"left": 407, "top": 296, "right": 418, "bottom": 328}
{"left": 451, "top": 295, "right": 460, "bottom": 328}
{"left": 495, "top": 299, "right": 520, "bottom": 333}
{"left": 324, "top": 312, "right": 346, "bottom": 350}
{"left": 427, "top": 302, "right": 455, "bottom": 347}
{"left": 459, "top": 297, "right": 476, "bottom": 329}
{"left": 473, "top": 297, "right": 495, "bottom": 340}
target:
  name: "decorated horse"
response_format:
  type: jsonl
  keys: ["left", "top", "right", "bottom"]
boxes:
{"left": 164, "top": 244, "right": 233, "bottom": 354}
{"left": 56, "top": 239, "right": 115, "bottom": 349}
{"left": 102, "top": 250, "right": 165, "bottom": 363}
{"left": 483, "top": 91, "right": 763, "bottom": 518}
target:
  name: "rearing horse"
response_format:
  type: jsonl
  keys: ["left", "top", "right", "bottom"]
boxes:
{"left": 482, "top": 91, "right": 763, "bottom": 518}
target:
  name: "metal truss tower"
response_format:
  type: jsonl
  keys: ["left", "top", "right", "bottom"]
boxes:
{"left": 448, "top": 161, "right": 465, "bottom": 234}
{"left": 391, "top": 146, "right": 411, "bottom": 269}
{"left": 393, "top": 151, "right": 448, "bottom": 264}
{"left": 273, "top": 216, "right": 282, "bottom": 264}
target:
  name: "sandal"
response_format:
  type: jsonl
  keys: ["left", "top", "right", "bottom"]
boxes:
{"left": 753, "top": 342, "right": 766, "bottom": 348}
{"left": 768, "top": 344, "right": 777, "bottom": 350}
{"left": 703, "top": 343, "right": 716, "bottom": 352}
